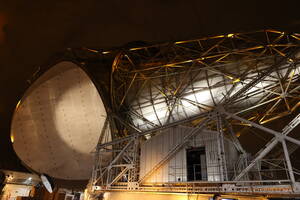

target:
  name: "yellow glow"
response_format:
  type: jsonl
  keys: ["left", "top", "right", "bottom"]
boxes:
{"left": 227, "top": 33, "right": 234, "bottom": 38}
{"left": 175, "top": 40, "right": 189, "bottom": 44}
{"left": 7, "top": 175, "right": 13, "bottom": 181}
{"left": 103, "top": 192, "right": 109, "bottom": 199}
{"left": 10, "top": 134, "right": 14, "bottom": 143}
{"left": 288, "top": 58, "right": 294, "bottom": 63}
{"left": 228, "top": 76, "right": 240, "bottom": 83}
{"left": 16, "top": 100, "right": 21, "bottom": 110}
{"left": 291, "top": 34, "right": 300, "bottom": 41}
{"left": 232, "top": 78, "right": 241, "bottom": 83}
{"left": 115, "top": 191, "right": 209, "bottom": 196}
{"left": 86, "top": 48, "right": 98, "bottom": 53}
{"left": 290, "top": 69, "right": 295, "bottom": 77}
{"left": 102, "top": 51, "right": 110, "bottom": 55}
{"left": 83, "top": 189, "right": 90, "bottom": 200}
{"left": 130, "top": 47, "right": 145, "bottom": 51}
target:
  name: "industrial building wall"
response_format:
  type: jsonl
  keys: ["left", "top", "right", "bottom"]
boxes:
{"left": 224, "top": 138, "right": 240, "bottom": 180}
{"left": 140, "top": 126, "right": 236, "bottom": 183}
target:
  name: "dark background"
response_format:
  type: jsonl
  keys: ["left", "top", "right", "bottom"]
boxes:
{"left": 0, "top": 0, "right": 300, "bottom": 171}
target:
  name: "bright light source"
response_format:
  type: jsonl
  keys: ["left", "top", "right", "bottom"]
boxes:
{"left": 10, "top": 134, "right": 14, "bottom": 143}
{"left": 227, "top": 33, "right": 234, "bottom": 38}
{"left": 7, "top": 175, "right": 13, "bottom": 181}
{"left": 102, "top": 51, "right": 110, "bottom": 55}
{"left": 15, "top": 100, "right": 21, "bottom": 110}
{"left": 103, "top": 192, "right": 108, "bottom": 199}
{"left": 93, "top": 186, "right": 101, "bottom": 191}
{"left": 145, "top": 134, "right": 151, "bottom": 140}
{"left": 232, "top": 78, "right": 240, "bottom": 83}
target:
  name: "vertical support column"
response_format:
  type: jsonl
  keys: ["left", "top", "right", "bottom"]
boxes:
{"left": 127, "top": 136, "right": 140, "bottom": 190}
{"left": 281, "top": 139, "right": 296, "bottom": 190}
{"left": 106, "top": 166, "right": 112, "bottom": 187}
{"left": 223, "top": 110, "right": 300, "bottom": 181}
{"left": 92, "top": 117, "right": 109, "bottom": 188}
{"left": 216, "top": 115, "right": 228, "bottom": 181}
{"left": 132, "top": 136, "right": 140, "bottom": 181}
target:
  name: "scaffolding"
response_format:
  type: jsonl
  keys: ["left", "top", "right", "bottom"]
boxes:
{"left": 64, "top": 30, "right": 300, "bottom": 197}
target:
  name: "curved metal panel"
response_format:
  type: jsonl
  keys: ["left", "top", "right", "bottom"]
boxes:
{"left": 11, "top": 61, "right": 110, "bottom": 180}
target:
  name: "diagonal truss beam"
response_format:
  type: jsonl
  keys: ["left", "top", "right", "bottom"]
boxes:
{"left": 89, "top": 30, "right": 300, "bottom": 193}
{"left": 224, "top": 49, "right": 298, "bottom": 105}
{"left": 224, "top": 111, "right": 300, "bottom": 146}
{"left": 93, "top": 138, "right": 135, "bottom": 185}
{"left": 139, "top": 118, "right": 212, "bottom": 183}
{"left": 281, "top": 139, "right": 296, "bottom": 185}
{"left": 109, "top": 166, "right": 131, "bottom": 186}
{"left": 223, "top": 111, "right": 300, "bottom": 181}
{"left": 109, "top": 30, "right": 299, "bottom": 134}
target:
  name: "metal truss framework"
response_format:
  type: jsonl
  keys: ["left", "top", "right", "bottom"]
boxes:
{"left": 88, "top": 30, "right": 300, "bottom": 196}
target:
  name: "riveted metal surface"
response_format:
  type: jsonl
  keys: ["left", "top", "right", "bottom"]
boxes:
{"left": 11, "top": 61, "right": 109, "bottom": 180}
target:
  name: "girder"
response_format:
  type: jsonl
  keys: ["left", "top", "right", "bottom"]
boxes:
{"left": 108, "top": 30, "right": 300, "bottom": 134}
{"left": 83, "top": 30, "right": 300, "bottom": 196}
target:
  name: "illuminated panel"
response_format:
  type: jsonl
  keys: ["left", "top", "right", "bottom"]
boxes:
{"left": 11, "top": 61, "right": 110, "bottom": 180}
{"left": 130, "top": 61, "right": 300, "bottom": 130}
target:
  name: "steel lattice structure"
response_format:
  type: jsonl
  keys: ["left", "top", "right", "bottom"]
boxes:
{"left": 109, "top": 30, "right": 300, "bottom": 132}
{"left": 66, "top": 30, "right": 300, "bottom": 197}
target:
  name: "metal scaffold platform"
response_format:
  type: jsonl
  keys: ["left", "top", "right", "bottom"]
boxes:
{"left": 71, "top": 30, "right": 300, "bottom": 198}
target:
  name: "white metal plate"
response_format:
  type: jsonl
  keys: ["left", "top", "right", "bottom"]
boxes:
{"left": 11, "top": 61, "right": 108, "bottom": 180}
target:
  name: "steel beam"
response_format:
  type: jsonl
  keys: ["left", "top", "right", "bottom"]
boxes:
{"left": 281, "top": 139, "right": 296, "bottom": 186}
{"left": 224, "top": 49, "right": 298, "bottom": 105}
{"left": 224, "top": 111, "right": 300, "bottom": 146}
{"left": 234, "top": 139, "right": 279, "bottom": 180}
{"left": 109, "top": 167, "right": 130, "bottom": 186}
{"left": 225, "top": 111, "right": 300, "bottom": 181}
{"left": 96, "top": 117, "right": 109, "bottom": 150}
{"left": 94, "top": 138, "right": 134, "bottom": 184}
